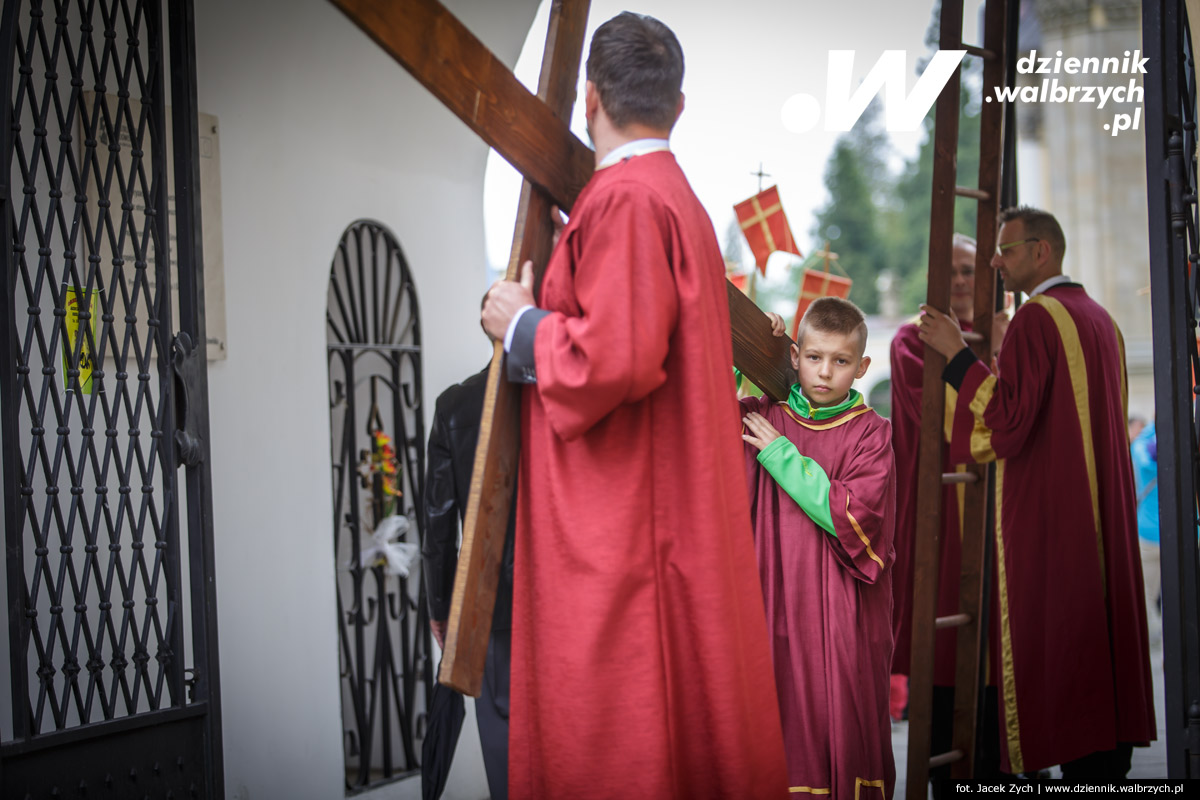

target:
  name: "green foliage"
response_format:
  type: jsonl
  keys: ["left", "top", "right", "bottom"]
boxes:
{"left": 808, "top": 101, "right": 890, "bottom": 314}
{"left": 891, "top": 69, "right": 983, "bottom": 313}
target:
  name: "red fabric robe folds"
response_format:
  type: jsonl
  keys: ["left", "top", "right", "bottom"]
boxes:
{"left": 889, "top": 320, "right": 973, "bottom": 685}
{"left": 741, "top": 395, "right": 896, "bottom": 798}
{"left": 511, "top": 152, "right": 788, "bottom": 799}
{"left": 948, "top": 285, "right": 1156, "bottom": 773}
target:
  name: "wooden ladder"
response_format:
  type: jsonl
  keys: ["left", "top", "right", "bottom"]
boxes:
{"left": 905, "top": 0, "right": 1018, "bottom": 793}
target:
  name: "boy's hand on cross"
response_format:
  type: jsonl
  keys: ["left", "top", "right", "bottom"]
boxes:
{"left": 766, "top": 312, "right": 787, "bottom": 337}
{"left": 742, "top": 411, "right": 783, "bottom": 452}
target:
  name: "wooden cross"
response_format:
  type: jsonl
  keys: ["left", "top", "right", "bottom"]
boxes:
{"left": 331, "top": 0, "right": 795, "bottom": 695}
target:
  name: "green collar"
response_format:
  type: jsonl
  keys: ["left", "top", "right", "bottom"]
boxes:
{"left": 787, "top": 385, "right": 864, "bottom": 420}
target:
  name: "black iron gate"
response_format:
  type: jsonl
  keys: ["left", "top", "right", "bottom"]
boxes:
{"left": 1143, "top": 0, "right": 1200, "bottom": 778}
{"left": 0, "top": 0, "right": 222, "bottom": 796}
{"left": 327, "top": 219, "right": 432, "bottom": 792}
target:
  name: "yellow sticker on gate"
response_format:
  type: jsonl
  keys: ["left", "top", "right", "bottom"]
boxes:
{"left": 63, "top": 287, "right": 97, "bottom": 395}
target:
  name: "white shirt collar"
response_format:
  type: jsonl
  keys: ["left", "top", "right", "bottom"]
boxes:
{"left": 1028, "top": 274, "right": 1072, "bottom": 297}
{"left": 598, "top": 138, "right": 670, "bottom": 169}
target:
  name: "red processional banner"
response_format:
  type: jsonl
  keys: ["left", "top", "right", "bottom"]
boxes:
{"left": 790, "top": 269, "right": 853, "bottom": 340}
{"left": 734, "top": 186, "right": 801, "bottom": 275}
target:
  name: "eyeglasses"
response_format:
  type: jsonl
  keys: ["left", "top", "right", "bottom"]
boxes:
{"left": 994, "top": 238, "right": 1041, "bottom": 257}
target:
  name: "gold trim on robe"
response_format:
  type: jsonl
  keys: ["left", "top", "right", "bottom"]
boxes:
{"left": 993, "top": 458, "right": 1025, "bottom": 773}
{"left": 780, "top": 404, "right": 873, "bottom": 430}
{"left": 946, "top": 383, "right": 967, "bottom": 538}
{"left": 854, "top": 777, "right": 886, "bottom": 799}
{"left": 846, "top": 496, "right": 885, "bottom": 569}
{"left": 967, "top": 374, "right": 998, "bottom": 462}
{"left": 1026, "top": 295, "right": 1106, "bottom": 595}
{"left": 943, "top": 384, "right": 958, "bottom": 443}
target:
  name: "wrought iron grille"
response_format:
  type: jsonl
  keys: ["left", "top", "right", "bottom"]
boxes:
{"left": 1172, "top": 6, "right": 1197, "bottom": 421}
{"left": 327, "top": 219, "right": 432, "bottom": 791}
{"left": 1143, "top": 0, "right": 1200, "bottom": 777}
{"left": 1, "top": 0, "right": 220, "bottom": 794}
{"left": 2, "top": 0, "right": 188, "bottom": 736}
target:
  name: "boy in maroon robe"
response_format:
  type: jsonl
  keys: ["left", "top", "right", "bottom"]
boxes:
{"left": 919, "top": 206, "right": 1155, "bottom": 778}
{"left": 741, "top": 298, "right": 896, "bottom": 798}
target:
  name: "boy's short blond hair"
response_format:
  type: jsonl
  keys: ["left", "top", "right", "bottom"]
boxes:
{"left": 795, "top": 297, "right": 868, "bottom": 356}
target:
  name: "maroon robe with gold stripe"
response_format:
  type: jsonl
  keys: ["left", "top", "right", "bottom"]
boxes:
{"left": 945, "top": 284, "right": 1155, "bottom": 773}
{"left": 741, "top": 394, "right": 896, "bottom": 798}
{"left": 890, "top": 319, "right": 973, "bottom": 685}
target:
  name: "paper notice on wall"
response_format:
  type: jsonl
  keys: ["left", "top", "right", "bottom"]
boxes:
{"left": 82, "top": 92, "right": 227, "bottom": 361}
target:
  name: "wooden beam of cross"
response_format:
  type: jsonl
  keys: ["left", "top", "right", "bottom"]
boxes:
{"left": 331, "top": 0, "right": 796, "bottom": 695}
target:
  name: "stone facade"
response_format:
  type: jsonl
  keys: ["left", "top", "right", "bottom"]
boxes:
{"left": 1018, "top": 0, "right": 1154, "bottom": 419}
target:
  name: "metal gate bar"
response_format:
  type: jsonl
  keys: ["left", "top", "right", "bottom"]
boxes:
{"left": 1143, "top": 0, "right": 1200, "bottom": 778}
{"left": 1, "top": 0, "right": 221, "bottom": 794}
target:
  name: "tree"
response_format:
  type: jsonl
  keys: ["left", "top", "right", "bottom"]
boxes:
{"left": 783, "top": 0, "right": 984, "bottom": 321}
{"left": 807, "top": 100, "right": 890, "bottom": 314}
{"left": 887, "top": 0, "right": 984, "bottom": 313}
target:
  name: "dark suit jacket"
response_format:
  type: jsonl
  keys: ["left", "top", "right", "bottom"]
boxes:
{"left": 423, "top": 368, "right": 514, "bottom": 630}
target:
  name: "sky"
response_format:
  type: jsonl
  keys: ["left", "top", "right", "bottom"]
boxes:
{"left": 483, "top": 0, "right": 982, "bottom": 281}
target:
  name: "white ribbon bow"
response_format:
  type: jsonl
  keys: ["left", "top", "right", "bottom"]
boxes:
{"left": 356, "top": 515, "right": 420, "bottom": 578}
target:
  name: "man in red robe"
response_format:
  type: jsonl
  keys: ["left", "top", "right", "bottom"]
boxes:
{"left": 741, "top": 300, "right": 896, "bottom": 798}
{"left": 919, "top": 206, "right": 1156, "bottom": 779}
{"left": 481, "top": 12, "right": 787, "bottom": 798}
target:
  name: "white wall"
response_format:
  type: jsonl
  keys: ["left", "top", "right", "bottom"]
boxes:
{"left": 192, "top": 1, "right": 538, "bottom": 797}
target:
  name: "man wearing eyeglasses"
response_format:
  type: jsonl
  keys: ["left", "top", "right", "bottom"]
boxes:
{"left": 918, "top": 206, "right": 1156, "bottom": 781}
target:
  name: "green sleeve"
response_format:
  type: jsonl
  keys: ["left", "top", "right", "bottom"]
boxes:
{"left": 757, "top": 436, "right": 836, "bottom": 535}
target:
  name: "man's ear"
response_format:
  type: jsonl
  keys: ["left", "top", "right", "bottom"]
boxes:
{"left": 585, "top": 80, "right": 599, "bottom": 118}
{"left": 674, "top": 92, "right": 685, "bottom": 124}
{"left": 856, "top": 355, "right": 871, "bottom": 380}
{"left": 1035, "top": 238, "right": 1052, "bottom": 266}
